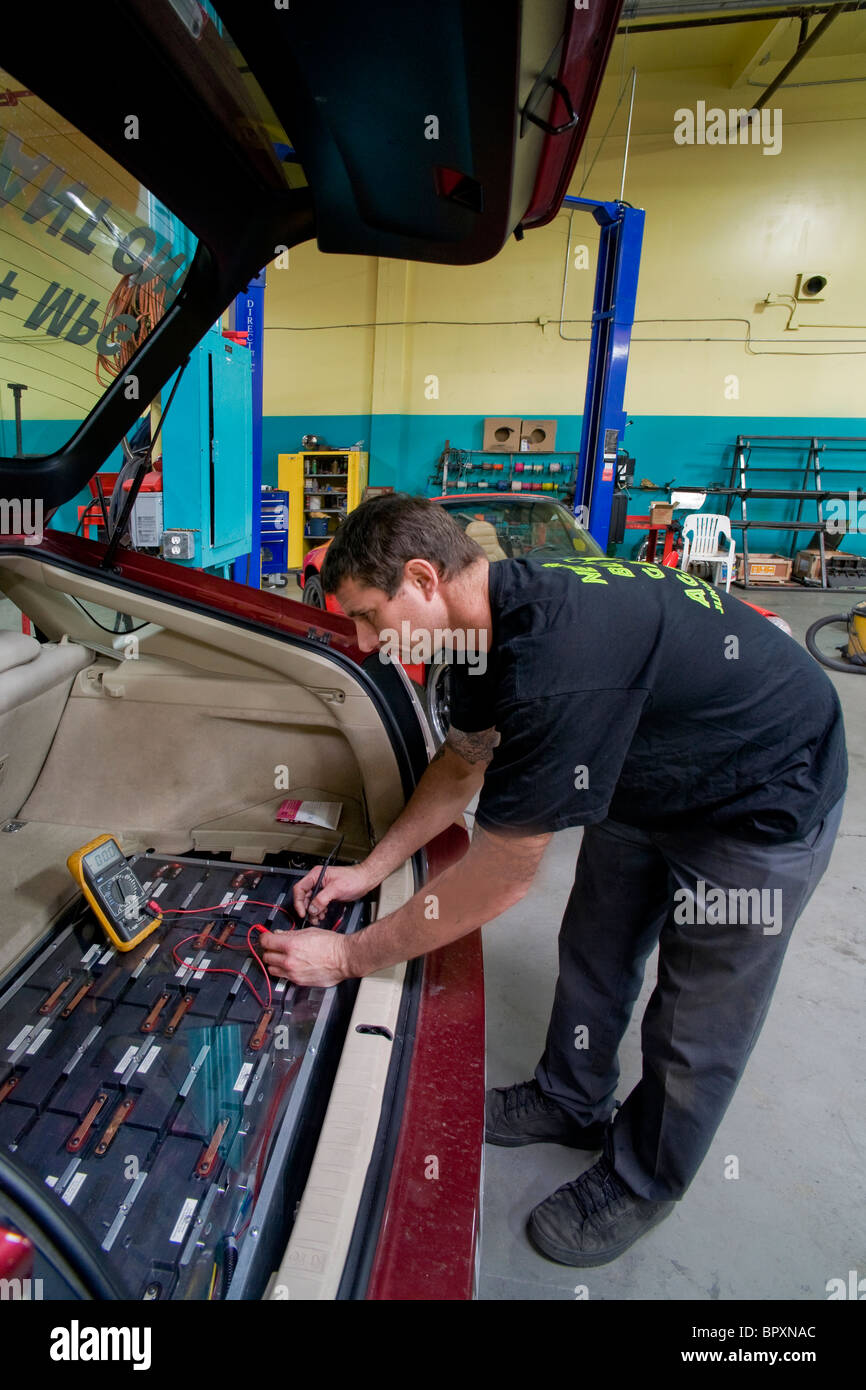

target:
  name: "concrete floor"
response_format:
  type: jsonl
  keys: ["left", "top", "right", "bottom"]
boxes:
{"left": 476, "top": 589, "right": 866, "bottom": 1301}
{"left": 3, "top": 574, "right": 863, "bottom": 1299}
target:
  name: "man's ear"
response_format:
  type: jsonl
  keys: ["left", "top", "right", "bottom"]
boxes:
{"left": 403, "top": 558, "right": 441, "bottom": 595}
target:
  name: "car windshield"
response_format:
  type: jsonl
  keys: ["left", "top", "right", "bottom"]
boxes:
{"left": 440, "top": 498, "right": 602, "bottom": 560}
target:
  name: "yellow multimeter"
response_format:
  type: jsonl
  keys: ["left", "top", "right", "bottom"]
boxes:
{"left": 67, "top": 834, "right": 162, "bottom": 951}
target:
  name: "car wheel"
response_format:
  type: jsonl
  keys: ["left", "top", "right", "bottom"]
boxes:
{"left": 303, "top": 574, "right": 327, "bottom": 607}
{"left": 425, "top": 661, "right": 452, "bottom": 746}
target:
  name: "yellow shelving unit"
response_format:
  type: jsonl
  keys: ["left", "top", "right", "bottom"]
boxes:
{"left": 277, "top": 449, "right": 368, "bottom": 569}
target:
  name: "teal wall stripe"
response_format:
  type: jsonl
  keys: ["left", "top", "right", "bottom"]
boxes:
{"left": 265, "top": 414, "right": 866, "bottom": 556}
{"left": 15, "top": 413, "right": 866, "bottom": 560}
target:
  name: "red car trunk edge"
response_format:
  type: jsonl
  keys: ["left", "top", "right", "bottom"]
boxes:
{"left": 2, "top": 530, "right": 485, "bottom": 1299}
{"left": 11, "top": 528, "right": 364, "bottom": 657}
{"left": 366, "top": 821, "right": 484, "bottom": 1301}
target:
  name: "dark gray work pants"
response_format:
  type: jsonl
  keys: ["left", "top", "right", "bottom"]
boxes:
{"left": 535, "top": 797, "right": 845, "bottom": 1201}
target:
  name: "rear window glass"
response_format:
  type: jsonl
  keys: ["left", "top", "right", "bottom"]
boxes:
{"left": 0, "top": 68, "right": 198, "bottom": 456}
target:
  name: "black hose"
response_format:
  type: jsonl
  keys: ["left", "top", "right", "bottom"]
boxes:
{"left": 216, "top": 1235, "right": 238, "bottom": 1299}
{"left": 0, "top": 1149, "right": 131, "bottom": 1300}
{"left": 805, "top": 613, "right": 866, "bottom": 674}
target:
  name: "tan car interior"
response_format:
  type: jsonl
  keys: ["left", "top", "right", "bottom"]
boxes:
{"left": 0, "top": 552, "right": 420, "bottom": 981}
{"left": 465, "top": 519, "right": 507, "bottom": 562}
{"left": 0, "top": 549, "right": 437, "bottom": 1298}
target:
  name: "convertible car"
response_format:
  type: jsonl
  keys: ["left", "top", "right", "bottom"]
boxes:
{"left": 304, "top": 493, "right": 606, "bottom": 740}
{"left": 0, "top": 0, "right": 623, "bottom": 1299}
{"left": 303, "top": 493, "right": 794, "bottom": 742}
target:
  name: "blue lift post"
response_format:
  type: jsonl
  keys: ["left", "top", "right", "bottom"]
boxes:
{"left": 232, "top": 270, "right": 266, "bottom": 586}
{"left": 565, "top": 196, "right": 644, "bottom": 549}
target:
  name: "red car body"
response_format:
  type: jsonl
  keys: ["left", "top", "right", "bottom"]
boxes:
{"left": 301, "top": 495, "right": 792, "bottom": 633}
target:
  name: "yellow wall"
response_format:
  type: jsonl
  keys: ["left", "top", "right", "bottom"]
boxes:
{"left": 263, "top": 251, "right": 377, "bottom": 416}
{"left": 262, "top": 24, "right": 866, "bottom": 423}
{"left": 8, "top": 29, "right": 862, "bottom": 437}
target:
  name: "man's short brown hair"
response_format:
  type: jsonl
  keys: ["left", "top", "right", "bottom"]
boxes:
{"left": 321, "top": 493, "right": 484, "bottom": 598}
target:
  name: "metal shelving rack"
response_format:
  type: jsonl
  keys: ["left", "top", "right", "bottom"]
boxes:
{"left": 675, "top": 435, "right": 866, "bottom": 591}
{"left": 277, "top": 448, "right": 369, "bottom": 568}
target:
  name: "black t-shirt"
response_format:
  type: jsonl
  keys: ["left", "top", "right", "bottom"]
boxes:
{"left": 449, "top": 556, "right": 847, "bottom": 843}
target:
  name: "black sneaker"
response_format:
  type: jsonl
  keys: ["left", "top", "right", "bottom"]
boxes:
{"left": 485, "top": 1080, "right": 606, "bottom": 1149}
{"left": 527, "top": 1144, "right": 674, "bottom": 1266}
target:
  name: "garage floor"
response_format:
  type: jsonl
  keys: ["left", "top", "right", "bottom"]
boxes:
{"left": 476, "top": 589, "right": 866, "bottom": 1301}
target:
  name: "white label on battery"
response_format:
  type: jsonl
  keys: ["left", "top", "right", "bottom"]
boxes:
{"left": 80, "top": 945, "right": 101, "bottom": 966}
{"left": 169, "top": 1197, "right": 198, "bottom": 1245}
{"left": 7, "top": 1026, "right": 32, "bottom": 1052}
{"left": 137, "top": 1045, "right": 160, "bottom": 1075}
{"left": 46, "top": 1175, "right": 57, "bottom": 1188}
{"left": 233, "top": 1062, "right": 253, "bottom": 1093}
{"left": 63, "top": 1171, "right": 87, "bottom": 1206}
{"left": 26, "top": 1028, "right": 50, "bottom": 1055}
{"left": 176, "top": 958, "right": 194, "bottom": 978}
{"left": 114, "top": 1045, "right": 139, "bottom": 1074}
{"left": 151, "top": 881, "right": 168, "bottom": 900}
{"left": 193, "top": 957, "right": 211, "bottom": 981}
{"left": 275, "top": 980, "right": 287, "bottom": 996}
{"left": 219, "top": 892, "right": 234, "bottom": 907}
{"left": 99, "top": 947, "right": 115, "bottom": 965}
{"left": 233, "top": 894, "right": 248, "bottom": 913}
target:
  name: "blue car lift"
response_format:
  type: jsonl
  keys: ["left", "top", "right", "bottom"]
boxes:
{"left": 231, "top": 270, "right": 266, "bottom": 586}
{"left": 565, "top": 195, "right": 644, "bottom": 549}
{"left": 226, "top": 193, "right": 637, "bottom": 576}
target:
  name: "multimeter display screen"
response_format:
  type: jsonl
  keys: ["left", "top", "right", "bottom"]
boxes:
{"left": 84, "top": 840, "right": 124, "bottom": 875}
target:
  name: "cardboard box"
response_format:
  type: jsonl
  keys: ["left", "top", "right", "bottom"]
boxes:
{"left": 649, "top": 501, "right": 673, "bottom": 526}
{"left": 482, "top": 417, "right": 521, "bottom": 452}
{"left": 520, "top": 418, "right": 557, "bottom": 452}
{"left": 735, "top": 553, "right": 792, "bottom": 584}
{"left": 792, "top": 548, "right": 823, "bottom": 582}
{"left": 792, "top": 548, "right": 866, "bottom": 582}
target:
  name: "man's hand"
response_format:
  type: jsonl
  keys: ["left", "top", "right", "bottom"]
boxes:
{"left": 259, "top": 927, "right": 352, "bottom": 987}
{"left": 292, "top": 863, "right": 372, "bottom": 922}
{"left": 336, "top": 824, "right": 552, "bottom": 980}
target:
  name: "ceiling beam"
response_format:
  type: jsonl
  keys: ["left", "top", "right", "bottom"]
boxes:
{"left": 742, "top": 2, "right": 846, "bottom": 113}
{"left": 728, "top": 17, "right": 793, "bottom": 87}
{"left": 618, "top": 2, "right": 860, "bottom": 34}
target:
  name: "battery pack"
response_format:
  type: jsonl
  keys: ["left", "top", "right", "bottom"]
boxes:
{"left": 0, "top": 851, "right": 368, "bottom": 1300}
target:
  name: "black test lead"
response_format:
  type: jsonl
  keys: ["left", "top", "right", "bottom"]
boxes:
{"left": 300, "top": 835, "right": 344, "bottom": 930}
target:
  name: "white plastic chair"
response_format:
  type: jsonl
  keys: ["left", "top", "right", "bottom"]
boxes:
{"left": 680, "top": 513, "right": 736, "bottom": 592}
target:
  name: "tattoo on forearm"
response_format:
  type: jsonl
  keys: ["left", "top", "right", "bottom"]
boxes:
{"left": 446, "top": 726, "right": 501, "bottom": 766}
